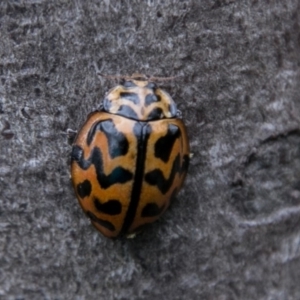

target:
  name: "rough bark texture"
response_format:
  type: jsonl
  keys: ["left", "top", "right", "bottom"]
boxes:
{"left": 1, "top": 1, "right": 300, "bottom": 299}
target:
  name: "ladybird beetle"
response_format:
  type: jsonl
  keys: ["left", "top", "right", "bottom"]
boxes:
{"left": 70, "top": 77, "right": 190, "bottom": 238}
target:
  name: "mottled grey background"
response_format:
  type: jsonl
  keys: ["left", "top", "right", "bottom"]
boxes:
{"left": 0, "top": 0, "right": 300, "bottom": 299}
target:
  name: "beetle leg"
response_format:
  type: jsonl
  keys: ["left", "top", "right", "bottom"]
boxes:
{"left": 66, "top": 128, "right": 78, "bottom": 145}
{"left": 126, "top": 233, "right": 137, "bottom": 239}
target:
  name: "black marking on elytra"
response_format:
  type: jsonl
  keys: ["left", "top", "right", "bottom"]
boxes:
{"left": 86, "top": 120, "right": 100, "bottom": 145}
{"left": 87, "top": 119, "right": 129, "bottom": 158}
{"left": 120, "top": 92, "right": 140, "bottom": 105}
{"left": 117, "top": 105, "right": 139, "bottom": 120}
{"left": 93, "top": 147, "right": 133, "bottom": 188}
{"left": 77, "top": 180, "right": 92, "bottom": 198}
{"left": 94, "top": 198, "right": 122, "bottom": 215}
{"left": 145, "top": 154, "right": 181, "bottom": 194}
{"left": 146, "top": 82, "right": 157, "bottom": 90}
{"left": 71, "top": 145, "right": 90, "bottom": 167}
{"left": 73, "top": 146, "right": 133, "bottom": 189}
{"left": 141, "top": 202, "right": 166, "bottom": 217}
{"left": 122, "top": 80, "right": 137, "bottom": 88}
{"left": 121, "top": 122, "right": 152, "bottom": 234}
{"left": 145, "top": 94, "right": 161, "bottom": 106}
{"left": 147, "top": 107, "right": 163, "bottom": 120}
{"left": 155, "top": 124, "right": 180, "bottom": 162}
{"left": 86, "top": 211, "right": 115, "bottom": 231}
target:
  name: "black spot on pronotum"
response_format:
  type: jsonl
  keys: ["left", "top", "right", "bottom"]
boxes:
{"left": 146, "top": 82, "right": 157, "bottom": 90}
{"left": 147, "top": 107, "right": 163, "bottom": 120}
{"left": 120, "top": 92, "right": 140, "bottom": 105}
{"left": 141, "top": 202, "right": 165, "bottom": 217}
{"left": 145, "top": 154, "right": 181, "bottom": 194}
{"left": 94, "top": 198, "right": 122, "bottom": 215}
{"left": 86, "top": 211, "right": 115, "bottom": 231}
{"left": 117, "top": 105, "right": 139, "bottom": 120}
{"left": 87, "top": 119, "right": 129, "bottom": 158}
{"left": 169, "top": 102, "right": 177, "bottom": 117}
{"left": 155, "top": 124, "right": 180, "bottom": 162}
{"left": 122, "top": 80, "right": 137, "bottom": 88}
{"left": 145, "top": 94, "right": 161, "bottom": 106}
{"left": 77, "top": 180, "right": 92, "bottom": 198}
{"left": 103, "top": 98, "right": 112, "bottom": 112}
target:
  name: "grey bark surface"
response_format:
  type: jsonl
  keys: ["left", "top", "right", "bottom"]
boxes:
{"left": 0, "top": 1, "right": 300, "bottom": 299}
